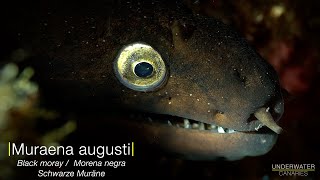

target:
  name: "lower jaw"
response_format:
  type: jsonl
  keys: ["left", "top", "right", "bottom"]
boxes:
{"left": 75, "top": 110, "right": 278, "bottom": 161}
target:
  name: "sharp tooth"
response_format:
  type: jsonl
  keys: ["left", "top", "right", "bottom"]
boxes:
{"left": 176, "top": 124, "right": 180, "bottom": 128}
{"left": 254, "top": 107, "right": 283, "bottom": 134}
{"left": 192, "top": 123, "right": 199, "bottom": 129}
{"left": 227, "top": 129, "right": 235, "bottom": 133}
{"left": 199, "top": 123, "right": 205, "bottom": 130}
{"left": 266, "top": 107, "right": 270, "bottom": 112}
{"left": 147, "top": 117, "right": 152, "bottom": 122}
{"left": 217, "top": 126, "right": 225, "bottom": 133}
{"left": 210, "top": 124, "right": 217, "bottom": 129}
{"left": 255, "top": 124, "right": 264, "bottom": 131}
{"left": 168, "top": 120, "right": 172, "bottom": 126}
{"left": 184, "top": 119, "right": 190, "bottom": 129}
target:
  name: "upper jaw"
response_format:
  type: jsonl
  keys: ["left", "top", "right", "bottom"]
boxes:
{"left": 136, "top": 107, "right": 281, "bottom": 135}
{"left": 172, "top": 106, "right": 283, "bottom": 134}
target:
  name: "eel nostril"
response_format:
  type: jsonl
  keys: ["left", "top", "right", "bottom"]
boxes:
{"left": 254, "top": 107, "right": 283, "bottom": 134}
{"left": 247, "top": 97, "right": 284, "bottom": 133}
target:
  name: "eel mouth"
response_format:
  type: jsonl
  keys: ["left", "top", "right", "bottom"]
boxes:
{"left": 130, "top": 112, "right": 239, "bottom": 134}
{"left": 123, "top": 107, "right": 280, "bottom": 160}
{"left": 129, "top": 107, "right": 282, "bottom": 135}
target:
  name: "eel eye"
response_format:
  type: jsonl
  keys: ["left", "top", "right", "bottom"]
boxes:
{"left": 114, "top": 42, "right": 167, "bottom": 92}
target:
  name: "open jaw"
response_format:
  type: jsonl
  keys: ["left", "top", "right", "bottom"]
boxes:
{"left": 131, "top": 113, "right": 238, "bottom": 133}
{"left": 126, "top": 107, "right": 281, "bottom": 161}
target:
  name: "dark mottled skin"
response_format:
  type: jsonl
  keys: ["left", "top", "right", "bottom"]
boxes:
{"left": 1, "top": 0, "right": 283, "bottom": 160}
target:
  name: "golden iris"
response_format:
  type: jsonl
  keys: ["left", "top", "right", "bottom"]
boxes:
{"left": 114, "top": 42, "right": 167, "bottom": 92}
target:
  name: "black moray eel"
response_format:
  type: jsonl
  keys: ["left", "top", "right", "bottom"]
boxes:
{"left": 2, "top": 0, "right": 284, "bottom": 160}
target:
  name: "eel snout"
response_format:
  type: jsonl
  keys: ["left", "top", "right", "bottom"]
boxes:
{"left": 254, "top": 107, "right": 283, "bottom": 134}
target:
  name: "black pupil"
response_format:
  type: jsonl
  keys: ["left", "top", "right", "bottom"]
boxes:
{"left": 134, "top": 62, "right": 154, "bottom": 77}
